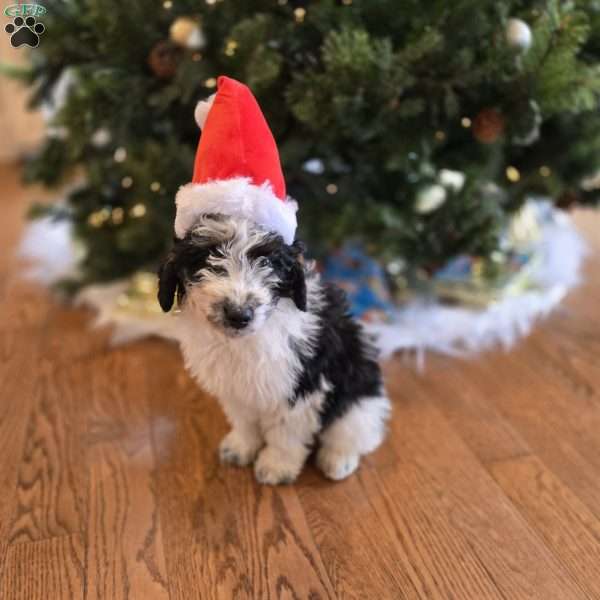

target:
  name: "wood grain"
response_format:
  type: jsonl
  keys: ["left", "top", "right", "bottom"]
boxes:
{"left": 9, "top": 363, "right": 85, "bottom": 544}
{"left": 83, "top": 351, "right": 170, "bottom": 600}
{"left": 0, "top": 535, "right": 84, "bottom": 600}
{"left": 3, "top": 162, "right": 600, "bottom": 598}
{"left": 491, "top": 455, "right": 600, "bottom": 599}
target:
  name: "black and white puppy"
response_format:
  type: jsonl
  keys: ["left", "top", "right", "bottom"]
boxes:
{"left": 158, "top": 214, "right": 390, "bottom": 484}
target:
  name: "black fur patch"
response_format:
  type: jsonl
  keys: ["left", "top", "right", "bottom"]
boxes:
{"left": 289, "top": 283, "right": 383, "bottom": 429}
{"left": 157, "top": 216, "right": 307, "bottom": 313}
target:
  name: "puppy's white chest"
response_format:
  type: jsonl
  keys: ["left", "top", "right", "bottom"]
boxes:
{"left": 178, "top": 319, "right": 300, "bottom": 411}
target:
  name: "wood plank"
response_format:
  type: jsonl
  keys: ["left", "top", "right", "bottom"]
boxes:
{"left": 0, "top": 332, "right": 40, "bottom": 569}
{"left": 374, "top": 370, "right": 585, "bottom": 600}
{"left": 416, "top": 358, "right": 531, "bottom": 465}
{"left": 491, "top": 454, "right": 600, "bottom": 599}
{"left": 298, "top": 473, "right": 424, "bottom": 599}
{"left": 463, "top": 351, "right": 600, "bottom": 518}
{"left": 9, "top": 362, "right": 86, "bottom": 543}
{"left": 0, "top": 534, "right": 84, "bottom": 600}
{"left": 145, "top": 344, "right": 336, "bottom": 600}
{"left": 82, "top": 350, "right": 170, "bottom": 600}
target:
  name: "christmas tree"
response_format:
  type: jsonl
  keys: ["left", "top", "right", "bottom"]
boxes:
{"left": 15, "top": 0, "right": 600, "bottom": 291}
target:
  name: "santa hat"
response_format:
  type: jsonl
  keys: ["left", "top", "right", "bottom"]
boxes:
{"left": 174, "top": 76, "right": 297, "bottom": 243}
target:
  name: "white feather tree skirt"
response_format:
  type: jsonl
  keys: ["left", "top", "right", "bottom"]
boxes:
{"left": 19, "top": 205, "right": 587, "bottom": 356}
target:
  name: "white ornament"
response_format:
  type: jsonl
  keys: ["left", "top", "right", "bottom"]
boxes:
{"left": 438, "top": 169, "right": 465, "bottom": 192}
{"left": 302, "top": 158, "right": 325, "bottom": 175}
{"left": 505, "top": 18, "right": 532, "bottom": 51}
{"left": 415, "top": 184, "right": 447, "bottom": 214}
{"left": 91, "top": 128, "right": 112, "bottom": 148}
{"left": 169, "top": 17, "right": 205, "bottom": 50}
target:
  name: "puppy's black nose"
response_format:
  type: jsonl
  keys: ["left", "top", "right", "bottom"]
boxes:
{"left": 223, "top": 303, "right": 254, "bottom": 329}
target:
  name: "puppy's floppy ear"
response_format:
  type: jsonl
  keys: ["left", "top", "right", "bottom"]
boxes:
{"left": 157, "top": 251, "right": 179, "bottom": 313}
{"left": 290, "top": 240, "right": 307, "bottom": 312}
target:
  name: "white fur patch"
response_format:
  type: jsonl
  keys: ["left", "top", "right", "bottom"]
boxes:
{"left": 175, "top": 178, "right": 298, "bottom": 244}
{"left": 319, "top": 394, "right": 390, "bottom": 457}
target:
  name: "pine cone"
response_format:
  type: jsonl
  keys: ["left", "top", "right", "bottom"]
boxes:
{"left": 473, "top": 108, "right": 505, "bottom": 144}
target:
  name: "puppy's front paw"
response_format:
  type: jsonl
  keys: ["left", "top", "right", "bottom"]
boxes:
{"left": 316, "top": 448, "right": 359, "bottom": 481}
{"left": 254, "top": 447, "right": 302, "bottom": 485}
{"left": 219, "top": 430, "right": 262, "bottom": 467}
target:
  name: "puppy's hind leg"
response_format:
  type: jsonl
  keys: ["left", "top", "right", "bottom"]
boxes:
{"left": 317, "top": 395, "right": 391, "bottom": 481}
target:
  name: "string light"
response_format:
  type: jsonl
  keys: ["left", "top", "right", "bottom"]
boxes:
{"left": 206, "top": 0, "right": 217, "bottom": 4}
{"left": 150, "top": 181, "right": 161, "bottom": 192}
{"left": 121, "top": 176, "right": 133, "bottom": 188}
{"left": 277, "top": 0, "right": 287, "bottom": 5}
{"left": 461, "top": 117, "right": 472, "bottom": 128}
{"left": 294, "top": 7, "right": 306, "bottom": 22}
{"left": 326, "top": 183, "right": 338, "bottom": 194}
{"left": 506, "top": 166, "right": 520, "bottom": 182}
{"left": 224, "top": 39, "right": 238, "bottom": 56}
{"left": 114, "top": 147, "right": 127, "bottom": 163}
{"left": 87, "top": 208, "right": 111, "bottom": 228}
{"left": 162, "top": 0, "right": 172, "bottom": 8}
{"left": 434, "top": 130, "right": 446, "bottom": 141}
{"left": 341, "top": 0, "right": 353, "bottom": 4}
{"left": 539, "top": 166, "right": 551, "bottom": 177}
{"left": 192, "top": 52, "right": 202, "bottom": 62}
{"left": 205, "top": 77, "right": 217, "bottom": 88}
{"left": 111, "top": 207, "right": 124, "bottom": 225}
{"left": 130, "top": 203, "right": 147, "bottom": 218}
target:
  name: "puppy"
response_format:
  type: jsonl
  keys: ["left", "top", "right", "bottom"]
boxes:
{"left": 158, "top": 213, "right": 390, "bottom": 484}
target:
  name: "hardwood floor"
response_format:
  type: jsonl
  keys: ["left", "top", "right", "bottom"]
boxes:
{"left": 1, "top": 162, "right": 600, "bottom": 599}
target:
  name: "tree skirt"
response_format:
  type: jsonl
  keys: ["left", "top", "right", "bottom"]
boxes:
{"left": 20, "top": 204, "right": 587, "bottom": 358}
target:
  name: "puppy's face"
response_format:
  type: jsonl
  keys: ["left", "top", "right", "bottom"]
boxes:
{"left": 157, "top": 214, "right": 306, "bottom": 337}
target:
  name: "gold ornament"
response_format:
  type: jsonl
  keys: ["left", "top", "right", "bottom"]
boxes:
{"left": 169, "top": 17, "right": 205, "bottom": 50}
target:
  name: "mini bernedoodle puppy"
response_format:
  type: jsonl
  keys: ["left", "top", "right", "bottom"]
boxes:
{"left": 158, "top": 213, "right": 390, "bottom": 484}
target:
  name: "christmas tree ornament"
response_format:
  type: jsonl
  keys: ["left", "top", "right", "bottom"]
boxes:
{"left": 174, "top": 76, "right": 297, "bottom": 242}
{"left": 148, "top": 40, "right": 182, "bottom": 79}
{"left": 473, "top": 108, "right": 505, "bottom": 144}
{"left": 505, "top": 17, "right": 532, "bottom": 51}
{"left": 415, "top": 184, "right": 447, "bottom": 214}
{"left": 169, "top": 17, "right": 205, "bottom": 50}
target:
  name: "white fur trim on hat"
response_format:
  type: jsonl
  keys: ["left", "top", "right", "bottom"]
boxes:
{"left": 175, "top": 177, "right": 298, "bottom": 243}
{"left": 194, "top": 94, "right": 216, "bottom": 129}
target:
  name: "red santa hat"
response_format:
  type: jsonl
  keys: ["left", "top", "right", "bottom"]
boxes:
{"left": 174, "top": 76, "right": 297, "bottom": 244}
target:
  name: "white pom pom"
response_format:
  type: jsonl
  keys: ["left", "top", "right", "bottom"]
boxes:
{"left": 194, "top": 93, "right": 216, "bottom": 129}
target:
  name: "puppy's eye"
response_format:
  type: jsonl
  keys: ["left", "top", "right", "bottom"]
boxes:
{"left": 256, "top": 256, "right": 271, "bottom": 268}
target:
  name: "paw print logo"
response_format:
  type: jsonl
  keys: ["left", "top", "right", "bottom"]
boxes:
{"left": 5, "top": 15, "right": 45, "bottom": 48}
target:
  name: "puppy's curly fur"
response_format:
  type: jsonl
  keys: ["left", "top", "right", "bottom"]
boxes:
{"left": 158, "top": 214, "right": 390, "bottom": 484}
